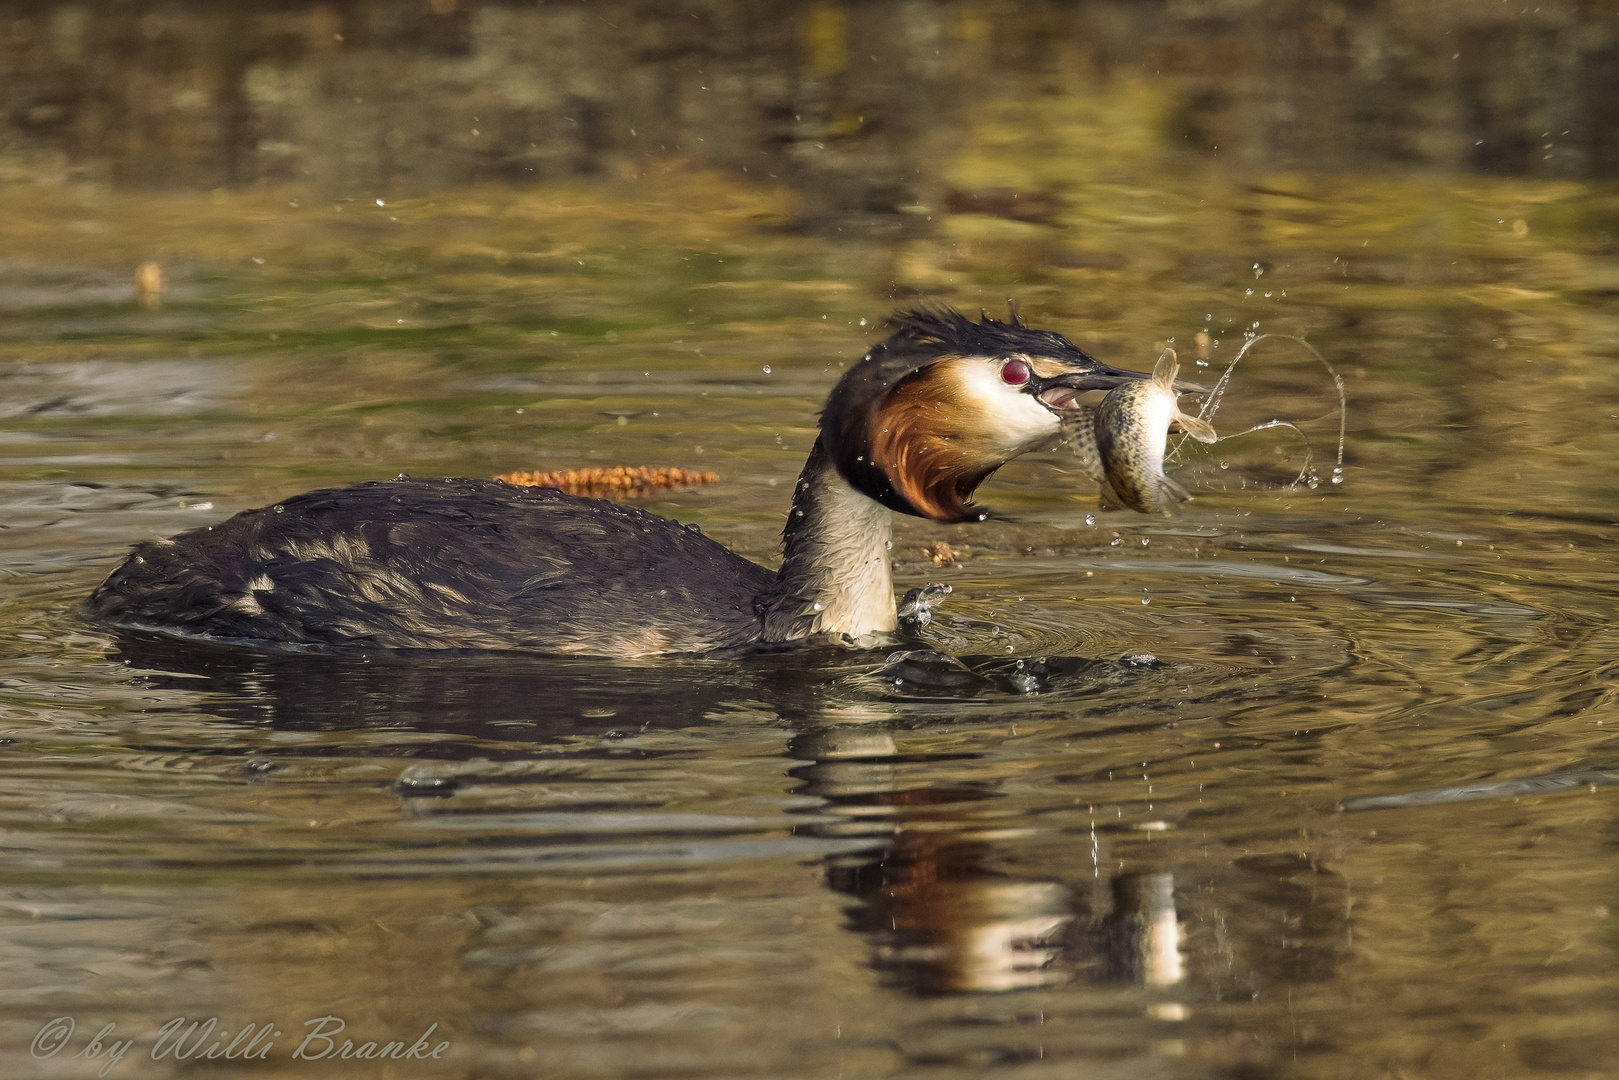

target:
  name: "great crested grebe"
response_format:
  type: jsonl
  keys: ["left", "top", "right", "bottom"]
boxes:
{"left": 86, "top": 308, "right": 1176, "bottom": 656}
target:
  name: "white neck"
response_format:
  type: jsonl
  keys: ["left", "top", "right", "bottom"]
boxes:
{"left": 760, "top": 439, "right": 896, "bottom": 642}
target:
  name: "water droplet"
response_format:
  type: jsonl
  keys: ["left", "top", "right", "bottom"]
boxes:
{"left": 685, "top": 522, "right": 702, "bottom": 534}
{"left": 1084, "top": 514, "right": 1096, "bottom": 525}
{"left": 1141, "top": 596, "right": 1151, "bottom": 604}
{"left": 762, "top": 365, "right": 771, "bottom": 374}
{"left": 1219, "top": 461, "right": 1230, "bottom": 470}
{"left": 1140, "top": 538, "right": 1150, "bottom": 547}
{"left": 273, "top": 504, "right": 284, "bottom": 513}
{"left": 1110, "top": 537, "right": 1122, "bottom": 547}
{"left": 859, "top": 318, "right": 867, "bottom": 326}
{"left": 1245, "top": 288, "right": 1254, "bottom": 296}
{"left": 376, "top": 198, "right": 385, "bottom": 206}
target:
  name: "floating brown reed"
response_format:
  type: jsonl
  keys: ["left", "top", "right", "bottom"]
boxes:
{"left": 495, "top": 466, "right": 720, "bottom": 500}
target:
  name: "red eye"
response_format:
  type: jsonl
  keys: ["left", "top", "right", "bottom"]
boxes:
{"left": 1000, "top": 359, "right": 1032, "bottom": 386}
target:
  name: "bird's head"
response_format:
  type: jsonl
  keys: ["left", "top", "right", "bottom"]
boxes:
{"left": 820, "top": 307, "right": 1197, "bottom": 522}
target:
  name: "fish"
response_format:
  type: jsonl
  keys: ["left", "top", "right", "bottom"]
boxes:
{"left": 1068, "top": 350, "right": 1217, "bottom": 514}
{"left": 1061, "top": 404, "right": 1107, "bottom": 487}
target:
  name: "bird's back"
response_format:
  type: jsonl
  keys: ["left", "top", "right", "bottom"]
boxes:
{"left": 85, "top": 477, "right": 777, "bottom": 655}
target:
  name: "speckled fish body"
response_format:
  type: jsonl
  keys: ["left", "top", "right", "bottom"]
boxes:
{"left": 1061, "top": 404, "right": 1106, "bottom": 483}
{"left": 1091, "top": 352, "right": 1217, "bottom": 514}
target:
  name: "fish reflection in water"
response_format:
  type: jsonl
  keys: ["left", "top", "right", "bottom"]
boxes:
{"left": 1065, "top": 349, "right": 1216, "bottom": 514}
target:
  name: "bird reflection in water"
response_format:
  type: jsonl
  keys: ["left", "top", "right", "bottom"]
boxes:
{"left": 791, "top": 725, "right": 1186, "bottom": 995}
{"left": 1100, "top": 872, "right": 1183, "bottom": 987}
{"left": 103, "top": 632, "right": 1349, "bottom": 1007}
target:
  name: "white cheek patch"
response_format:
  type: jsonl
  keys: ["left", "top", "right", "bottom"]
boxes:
{"left": 948, "top": 359, "right": 1061, "bottom": 454}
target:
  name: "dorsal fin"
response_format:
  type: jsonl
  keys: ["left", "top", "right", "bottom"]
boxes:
{"left": 1151, "top": 348, "right": 1179, "bottom": 392}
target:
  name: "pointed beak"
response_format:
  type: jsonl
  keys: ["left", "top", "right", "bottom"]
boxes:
{"left": 1030, "top": 360, "right": 1206, "bottom": 412}
{"left": 1028, "top": 360, "right": 1141, "bottom": 411}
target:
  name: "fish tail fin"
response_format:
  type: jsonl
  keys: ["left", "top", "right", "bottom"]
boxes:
{"left": 1175, "top": 411, "right": 1219, "bottom": 443}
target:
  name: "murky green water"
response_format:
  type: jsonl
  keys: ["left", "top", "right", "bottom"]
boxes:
{"left": 3, "top": 4, "right": 1619, "bottom": 1079}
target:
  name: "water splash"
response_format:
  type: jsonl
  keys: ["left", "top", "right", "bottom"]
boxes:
{"left": 1177, "top": 333, "right": 1347, "bottom": 491}
{"left": 1006, "top": 659, "right": 1041, "bottom": 694}
{"left": 897, "top": 582, "right": 953, "bottom": 632}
